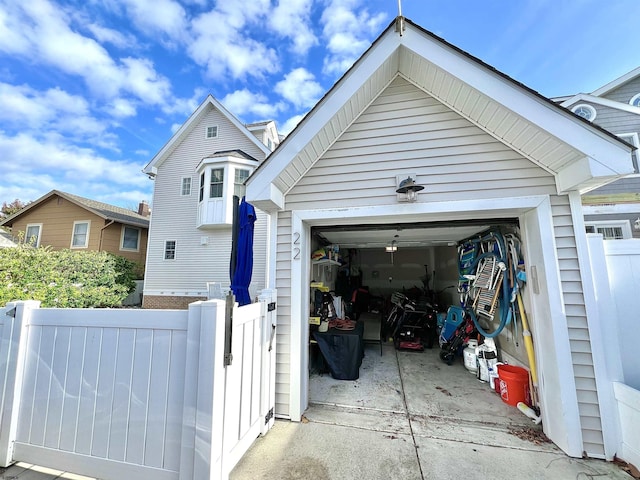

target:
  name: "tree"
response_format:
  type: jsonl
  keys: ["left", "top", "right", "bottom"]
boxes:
{"left": 1, "top": 199, "right": 31, "bottom": 219}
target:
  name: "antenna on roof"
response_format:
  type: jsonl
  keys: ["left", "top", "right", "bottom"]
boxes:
{"left": 396, "top": 0, "right": 405, "bottom": 36}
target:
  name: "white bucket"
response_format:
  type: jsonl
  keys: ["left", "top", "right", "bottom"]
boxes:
{"left": 463, "top": 340, "right": 479, "bottom": 373}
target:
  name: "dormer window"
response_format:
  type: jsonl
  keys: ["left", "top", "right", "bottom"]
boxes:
{"left": 196, "top": 151, "right": 258, "bottom": 228}
{"left": 630, "top": 93, "right": 640, "bottom": 108}
{"left": 206, "top": 126, "right": 218, "bottom": 139}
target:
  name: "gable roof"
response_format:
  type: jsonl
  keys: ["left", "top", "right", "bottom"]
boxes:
{"left": 591, "top": 66, "right": 640, "bottom": 97}
{"left": 247, "top": 17, "right": 634, "bottom": 211}
{"left": 0, "top": 190, "right": 150, "bottom": 229}
{"left": 143, "top": 95, "right": 271, "bottom": 176}
{"left": 0, "top": 230, "right": 17, "bottom": 248}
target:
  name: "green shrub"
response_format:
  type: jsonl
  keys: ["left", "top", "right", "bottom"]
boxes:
{"left": 0, "top": 245, "right": 138, "bottom": 308}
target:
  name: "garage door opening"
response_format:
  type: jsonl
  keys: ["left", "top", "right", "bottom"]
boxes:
{"left": 306, "top": 219, "right": 545, "bottom": 439}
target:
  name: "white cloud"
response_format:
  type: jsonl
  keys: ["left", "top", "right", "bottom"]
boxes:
{"left": 163, "top": 87, "right": 207, "bottom": 116}
{"left": 279, "top": 113, "right": 307, "bottom": 136}
{"left": 106, "top": 98, "right": 137, "bottom": 118}
{"left": 86, "top": 23, "right": 136, "bottom": 49}
{"left": 320, "top": 0, "right": 387, "bottom": 76}
{"left": 269, "top": 0, "right": 318, "bottom": 55}
{"left": 170, "top": 123, "right": 182, "bottom": 134}
{"left": 275, "top": 68, "right": 324, "bottom": 109}
{"left": 187, "top": 5, "right": 279, "bottom": 80}
{"left": 118, "top": 0, "right": 188, "bottom": 44}
{"left": 221, "top": 89, "right": 284, "bottom": 119}
{"left": 0, "top": 0, "right": 174, "bottom": 108}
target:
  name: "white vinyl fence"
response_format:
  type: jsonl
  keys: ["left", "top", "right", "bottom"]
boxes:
{"left": 587, "top": 235, "right": 640, "bottom": 469}
{"left": 0, "top": 290, "right": 277, "bottom": 480}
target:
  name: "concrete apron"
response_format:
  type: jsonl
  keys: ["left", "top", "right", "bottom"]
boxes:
{"left": 231, "top": 343, "right": 629, "bottom": 480}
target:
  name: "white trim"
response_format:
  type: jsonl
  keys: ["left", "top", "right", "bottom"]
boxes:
{"left": 571, "top": 104, "right": 597, "bottom": 122}
{"left": 120, "top": 225, "right": 141, "bottom": 252}
{"left": 591, "top": 66, "right": 640, "bottom": 96}
{"left": 569, "top": 192, "right": 620, "bottom": 459}
{"left": 70, "top": 220, "right": 90, "bottom": 249}
{"left": 520, "top": 197, "right": 584, "bottom": 457}
{"left": 618, "top": 132, "right": 640, "bottom": 173}
{"left": 24, "top": 223, "right": 42, "bottom": 247}
{"left": 629, "top": 93, "right": 640, "bottom": 107}
{"left": 560, "top": 93, "right": 640, "bottom": 116}
{"left": 584, "top": 219, "right": 633, "bottom": 239}
{"left": 142, "top": 289, "right": 208, "bottom": 297}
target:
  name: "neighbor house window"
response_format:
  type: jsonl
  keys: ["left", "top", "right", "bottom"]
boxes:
{"left": 199, "top": 172, "right": 205, "bottom": 202}
{"left": 25, "top": 223, "right": 42, "bottom": 247}
{"left": 572, "top": 104, "right": 597, "bottom": 122}
{"left": 234, "top": 168, "right": 250, "bottom": 197}
{"left": 585, "top": 220, "right": 632, "bottom": 239}
{"left": 210, "top": 168, "right": 224, "bottom": 198}
{"left": 629, "top": 93, "right": 640, "bottom": 107}
{"left": 71, "top": 221, "right": 90, "bottom": 248}
{"left": 181, "top": 177, "right": 192, "bottom": 196}
{"left": 164, "top": 240, "right": 176, "bottom": 260}
{"left": 121, "top": 226, "right": 140, "bottom": 251}
{"left": 205, "top": 126, "right": 218, "bottom": 138}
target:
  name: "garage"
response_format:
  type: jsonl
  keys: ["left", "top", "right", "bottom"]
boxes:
{"left": 306, "top": 219, "right": 542, "bottom": 439}
{"left": 245, "top": 18, "right": 633, "bottom": 459}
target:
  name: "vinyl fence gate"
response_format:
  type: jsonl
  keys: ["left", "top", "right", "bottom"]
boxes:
{"left": 0, "top": 290, "right": 277, "bottom": 480}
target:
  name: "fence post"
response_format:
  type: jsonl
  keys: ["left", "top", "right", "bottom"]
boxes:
{"left": 0, "top": 300, "right": 40, "bottom": 467}
{"left": 258, "top": 289, "right": 277, "bottom": 436}
{"left": 179, "top": 300, "right": 227, "bottom": 480}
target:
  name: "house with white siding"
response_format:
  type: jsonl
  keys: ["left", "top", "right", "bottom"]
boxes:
{"left": 141, "top": 95, "right": 278, "bottom": 309}
{"left": 555, "top": 67, "right": 640, "bottom": 238}
{"left": 246, "top": 16, "right": 635, "bottom": 462}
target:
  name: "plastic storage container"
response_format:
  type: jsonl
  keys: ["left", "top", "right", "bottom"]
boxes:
{"left": 463, "top": 339, "right": 478, "bottom": 373}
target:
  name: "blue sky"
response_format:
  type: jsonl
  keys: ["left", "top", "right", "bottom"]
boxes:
{"left": 1, "top": 0, "right": 638, "bottom": 209}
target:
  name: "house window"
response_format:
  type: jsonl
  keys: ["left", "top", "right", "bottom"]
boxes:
{"left": 164, "top": 240, "right": 176, "bottom": 260}
{"left": 210, "top": 168, "right": 224, "bottom": 198}
{"left": 71, "top": 221, "right": 90, "bottom": 248}
{"left": 630, "top": 93, "right": 640, "bottom": 108}
{"left": 181, "top": 177, "right": 192, "bottom": 196}
{"left": 25, "top": 223, "right": 42, "bottom": 247}
{"left": 585, "top": 221, "right": 632, "bottom": 239}
{"left": 206, "top": 126, "right": 218, "bottom": 139}
{"left": 572, "top": 104, "right": 597, "bottom": 122}
{"left": 199, "top": 172, "right": 205, "bottom": 202}
{"left": 234, "top": 168, "right": 250, "bottom": 197}
{"left": 618, "top": 133, "right": 640, "bottom": 173}
{"left": 121, "top": 226, "right": 140, "bottom": 251}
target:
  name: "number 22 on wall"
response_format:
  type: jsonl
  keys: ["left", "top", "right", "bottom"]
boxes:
{"left": 292, "top": 232, "right": 300, "bottom": 260}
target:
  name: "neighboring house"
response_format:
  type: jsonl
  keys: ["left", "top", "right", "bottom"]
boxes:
{"left": 245, "top": 16, "right": 634, "bottom": 462}
{"left": 555, "top": 67, "right": 640, "bottom": 239}
{"left": 0, "top": 190, "right": 150, "bottom": 270}
{"left": 141, "top": 95, "right": 279, "bottom": 309}
{"left": 0, "top": 229, "right": 17, "bottom": 248}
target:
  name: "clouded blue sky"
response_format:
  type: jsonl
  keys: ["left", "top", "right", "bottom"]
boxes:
{"left": 1, "top": 0, "right": 638, "bottom": 209}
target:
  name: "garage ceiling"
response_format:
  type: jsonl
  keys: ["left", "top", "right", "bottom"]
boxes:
{"left": 314, "top": 222, "right": 497, "bottom": 249}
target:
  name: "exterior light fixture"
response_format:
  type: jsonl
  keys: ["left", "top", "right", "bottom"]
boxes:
{"left": 396, "top": 175, "right": 424, "bottom": 202}
{"left": 385, "top": 240, "right": 398, "bottom": 252}
{"left": 635, "top": 217, "right": 640, "bottom": 230}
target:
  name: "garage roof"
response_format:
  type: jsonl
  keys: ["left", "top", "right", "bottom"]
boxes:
{"left": 247, "top": 17, "right": 634, "bottom": 211}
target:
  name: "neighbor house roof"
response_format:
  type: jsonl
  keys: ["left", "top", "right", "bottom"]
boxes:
{"left": 0, "top": 230, "right": 17, "bottom": 248}
{"left": 0, "top": 190, "right": 150, "bottom": 229}
{"left": 247, "top": 17, "right": 634, "bottom": 211}
{"left": 142, "top": 95, "right": 272, "bottom": 176}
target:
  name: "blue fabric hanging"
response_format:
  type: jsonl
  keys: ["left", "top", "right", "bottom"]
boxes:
{"left": 230, "top": 197, "right": 256, "bottom": 306}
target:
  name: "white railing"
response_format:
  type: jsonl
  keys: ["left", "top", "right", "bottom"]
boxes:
{"left": 0, "top": 291, "right": 276, "bottom": 480}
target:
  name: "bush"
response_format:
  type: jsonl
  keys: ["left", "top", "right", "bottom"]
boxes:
{"left": 0, "top": 245, "right": 138, "bottom": 308}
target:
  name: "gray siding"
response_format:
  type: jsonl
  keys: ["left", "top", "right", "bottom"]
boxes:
{"left": 145, "top": 105, "right": 269, "bottom": 299}
{"left": 602, "top": 76, "right": 640, "bottom": 105}
{"left": 285, "top": 77, "right": 556, "bottom": 209}
{"left": 275, "top": 211, "right": 292, "bottom": 417}
{"left": 551, "top": 195, "right": 605, "bottom": 457}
